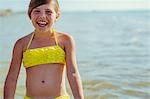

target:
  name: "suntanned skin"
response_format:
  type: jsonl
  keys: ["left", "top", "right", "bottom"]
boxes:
{"left": 4, "top": 3, "right": 84, "bottom": 99}
{"left": 4, "top": 32, "right": 84, "bottom": 99}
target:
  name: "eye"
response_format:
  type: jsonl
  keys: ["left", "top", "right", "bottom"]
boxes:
{"left": 46, "top": 10, "right": 52, "bottom": 15}
{"left": 33, "top": 10, "right": 40, "bottom": 14}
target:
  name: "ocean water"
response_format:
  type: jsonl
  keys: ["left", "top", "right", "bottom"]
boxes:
{"left": 0, "top": 11, "right": 150, "bottom": 99}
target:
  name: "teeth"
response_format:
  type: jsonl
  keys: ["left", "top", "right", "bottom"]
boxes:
{"left": 37, "top": 21, "right": 47, "bottom": 27}
{"left": 38, "top": 21, "right": 47, "bottom": 24}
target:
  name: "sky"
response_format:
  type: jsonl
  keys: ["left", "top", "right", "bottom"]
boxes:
{"left": 0, "top": 0, "right": 150, "bottom": 12}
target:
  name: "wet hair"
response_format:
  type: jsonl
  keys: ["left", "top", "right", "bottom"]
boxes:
{"left": 28, "top": 0, "right": 60, "bottom": 19}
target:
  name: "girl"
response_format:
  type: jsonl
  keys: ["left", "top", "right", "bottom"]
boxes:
{"left": 4, "top": 0, "right": 84, "bottom": 99}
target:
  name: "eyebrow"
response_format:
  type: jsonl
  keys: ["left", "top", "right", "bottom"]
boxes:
{"left": 34, "top": 8, "right": 40, "bottom": 10}
{"left": 45, "top": 9, "right": 52, "bottom": 11}
{"left": 33, "top": 8, "right": 52, "bottom": 11}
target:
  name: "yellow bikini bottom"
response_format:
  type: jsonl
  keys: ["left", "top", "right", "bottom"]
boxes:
{"left": 24, "top": 95, "right": 69, "bottom": 99}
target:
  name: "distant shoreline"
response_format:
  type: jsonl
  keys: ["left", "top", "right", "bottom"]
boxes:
{"left": 0, "top": 9, "right": 150, "bottom": 16}
{"left": 0, "top": 9, "right": 13, "bottom": 16}
{"left": 0, "top": 9, "right": 27, "bottom": 16}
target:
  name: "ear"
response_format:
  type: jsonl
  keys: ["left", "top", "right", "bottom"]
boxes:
{"left": 56, "top": 12, "right": 60, "bottom": 21}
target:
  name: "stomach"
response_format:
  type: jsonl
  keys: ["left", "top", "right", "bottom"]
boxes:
{"left": 25, "top": 63, "right": 67, "bottom": 97}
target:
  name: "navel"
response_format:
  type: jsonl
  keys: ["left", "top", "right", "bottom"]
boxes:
{"left": 41, "top": 80, "right": 45, "bottom": 83}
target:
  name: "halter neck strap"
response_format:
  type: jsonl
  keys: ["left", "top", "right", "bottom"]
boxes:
{"left": 26, "top": 29, "right": 58, "bottom": 50}
{"left": 53, "top": 29, "right": 58, "bottom": 45}
{"left": 26, "top": 32, "right": 34, "bottom": 50}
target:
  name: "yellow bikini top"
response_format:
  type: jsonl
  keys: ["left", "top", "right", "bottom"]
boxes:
{"left": 23, "top": 30, "right": 66, "bottom": 68}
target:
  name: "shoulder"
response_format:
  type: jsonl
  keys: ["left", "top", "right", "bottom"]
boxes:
{"left": 56, "top": 32, "right": 76, "bottom": 51}
{"left": 57, "top": 32, "right": 75, "bottom": 45}
{"left": 14, "top": 33, "right": 33, "bottom": 51}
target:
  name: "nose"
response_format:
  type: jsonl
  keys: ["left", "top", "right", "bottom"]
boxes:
{"left": 39, "top": 11, "right": 46, "bottom": 19}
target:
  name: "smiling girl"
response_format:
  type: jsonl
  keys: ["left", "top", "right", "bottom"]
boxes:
{"left": 4, "top": 0, "right": 84, "bottom": 99}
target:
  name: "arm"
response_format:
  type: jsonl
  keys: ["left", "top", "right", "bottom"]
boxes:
{"left": 65, "top": 35, "right": 84, "bottom": 99}
{"left": 4, "top": 39, "right": 23, "bottom": 99}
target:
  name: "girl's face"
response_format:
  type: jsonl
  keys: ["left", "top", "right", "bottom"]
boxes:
{"left": 30, "top": 3, "right": 58, "bottom": 32}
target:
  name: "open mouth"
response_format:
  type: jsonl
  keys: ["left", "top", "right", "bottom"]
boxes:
{"left": 36, "top": 21, "right": 48, "bottom": 27}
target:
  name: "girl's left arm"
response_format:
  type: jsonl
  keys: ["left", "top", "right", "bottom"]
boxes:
{"left": 65, "top": 35, "right": 84, "bottom": 99}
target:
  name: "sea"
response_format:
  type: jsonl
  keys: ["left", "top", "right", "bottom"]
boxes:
{"left": 0, "top": 11, "right": 150, "bottom": 99}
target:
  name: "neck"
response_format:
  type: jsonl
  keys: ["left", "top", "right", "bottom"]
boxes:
{"left": 34, "top": 29, "right": 54, "bottom": 39}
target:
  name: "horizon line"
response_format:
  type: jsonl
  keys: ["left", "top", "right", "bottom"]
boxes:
{"left": 0, "top": 8, "right": 150, "bottom": 12}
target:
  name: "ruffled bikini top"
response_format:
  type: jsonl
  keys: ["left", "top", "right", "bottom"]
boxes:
{"left": 23, "top": 30, "right": 66, "bottom": 68}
